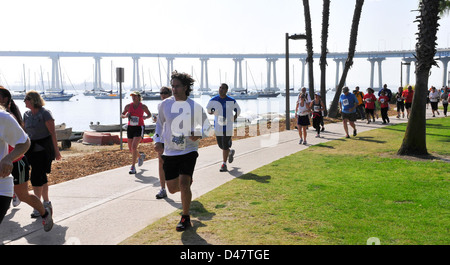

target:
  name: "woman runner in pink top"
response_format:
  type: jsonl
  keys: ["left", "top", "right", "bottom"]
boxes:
{"left": 121, "top": 91, "right": 151, "bottom": 174}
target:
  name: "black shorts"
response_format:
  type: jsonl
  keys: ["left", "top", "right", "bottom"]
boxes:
{"left": 162, "top": 151, "right": 198, "bottom": 181}
{"left": 13, "top": 156, "right": 30, "bottom": 185}
{"left": 430, "top": 102, "right": 438, "bottom": 110}
{"left": 397, "top": 101, "right": 405, "bottom": 112}
{"left": 127, "top": 125, "right": 144, "bottom": 139}
{"left": 27, "top": 150, "right": 51, "bottom": 187}
{"left": 365, "top": 108, "right": 374, "bottom": 115}
{"left": 405, "top": 102, "right": 412, "bottom": 109}
{"left": 342, "top": 112, "right": 357, "bottom": 122}
{"left": 216, "top": 136, "right": 232, "bottom": 150}
{"left": 297, "top": 115, "right": 310, "bottom": 126}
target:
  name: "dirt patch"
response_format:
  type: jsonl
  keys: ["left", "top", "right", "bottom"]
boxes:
{"left": 47, "top": 117, "right": 340, "bottom": 187}
{"left": 46, "top": 105, "right": 403, "bottom": 188}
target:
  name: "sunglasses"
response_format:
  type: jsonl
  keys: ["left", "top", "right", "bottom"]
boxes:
{"left": 24, "top": 97, "right": 31, "bottom": 101}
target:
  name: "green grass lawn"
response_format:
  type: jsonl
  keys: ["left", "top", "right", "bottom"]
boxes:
{"left": 122, "top": 118, "right": 450, "bottom": 245}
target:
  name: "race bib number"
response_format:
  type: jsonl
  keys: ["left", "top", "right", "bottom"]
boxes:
{"left": 443, "top": 99, "right": 448, "bottom": 104}
{"left": 169, "top": 134, "right": 186, "bottom": 150}
{"left": 130, "top": 116, "right": 139, "bottom": 126}
{"left": 314, "top": 105, "right": 321, "bottom": 112}
{"left": 217, "top": 115, "right": 227, "bottom": 126}
{"left": 342, "top": 99, "right": 349, "bottom": 106}
{"left": 380, "top": 99, "right": 385, "bottom": 104}
{"left": 365, "top": 98, "right": 371, "bottom": 103}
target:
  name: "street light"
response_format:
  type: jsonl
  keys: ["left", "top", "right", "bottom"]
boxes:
{"left": 400, "top": 61, "right": 411, "bottom": 87}
{"left": 286, "top": 33, "right": 307, "bottom": 130}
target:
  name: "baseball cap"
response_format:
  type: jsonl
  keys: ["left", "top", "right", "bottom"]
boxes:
{"left": 130, "top": 91, "right": 141, "bottom": 97}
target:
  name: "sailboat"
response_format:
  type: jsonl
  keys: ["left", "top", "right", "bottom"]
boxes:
{"left": 229, "top": 90, "right": 258, "bottom": 100}
{"left": 94, "top": 90, "right": 124, "bottom": 99}
{"left": 41, "top": 63, "right": 74, "bottom": 101}
{"left": 11, "top": 64, "right": 28, "bottom": 100}
{"left": 140, "top": 66, "right": 161, "bottom": 100}
{"left": 229, "top": 62, "right": 258, "bottom": 100}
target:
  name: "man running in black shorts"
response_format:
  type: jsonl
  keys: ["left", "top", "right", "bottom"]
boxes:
{"left": 154, "top": 71, "right": 211, "bottom": 231}
{"left": 206, "top": 83, "right": 241, "bottom": 172}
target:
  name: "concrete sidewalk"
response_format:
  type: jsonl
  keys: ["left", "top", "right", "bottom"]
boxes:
{"left": 1, "top": 113, "right": 437, "bottom": 245}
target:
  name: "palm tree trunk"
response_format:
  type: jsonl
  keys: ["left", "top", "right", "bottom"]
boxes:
{"left": 328, "top": 0, "right": 364, "bottom": 118}
{"left": 397, "top": 0, "right": 441, "bottom": 156}
{"left": 302, "top": 0, "right": 315, "bottom": 97}
{"left": 320, "top": 0, "right": 331, "bottom": 116}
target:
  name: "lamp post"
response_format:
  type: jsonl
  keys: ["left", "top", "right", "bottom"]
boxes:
{"left": 285, "top": 33, "right": 307, "bottom": 130}
{"left": 400, "top": 61, "right": 411, "bottom": 87}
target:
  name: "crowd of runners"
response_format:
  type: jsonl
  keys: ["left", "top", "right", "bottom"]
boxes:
{"left": 1, "top": 75, "right": 449, "bottom": 234}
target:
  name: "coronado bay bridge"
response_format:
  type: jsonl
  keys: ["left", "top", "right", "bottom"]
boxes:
{"left": 1, "top": 49, "right": 449, "bottom": 92}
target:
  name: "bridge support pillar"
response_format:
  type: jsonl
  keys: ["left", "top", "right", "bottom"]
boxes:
{"left": 266, "top": 58, "right": 279, "bottom": 91}
{"left": 94, "top": 57, "right": 102, "bottom": 91}
{"left": 438, "top": 57, "right": 450, "bottom": 88}
{"left": 166, "top": 57, "right": 174, "bottom": 86}
{"left": 333, "top": 58, "right": 346, "bottom": 89}
{"left": 368, "top": 57, "right": 385, "bottom": 90}
{"left": 50, "top": 56, "right": 61, "bottom": 91}
{"left": 232, "top": 58, "right": 244, "bottom": 91}
{"left": 132, "top": 57, "right": 140, "bottom": 91}
{"left": 199, "top": 58, "right": 209, "bottom": 92}
{"left": 401, "top": 58, "right": 415, "bottom": 86}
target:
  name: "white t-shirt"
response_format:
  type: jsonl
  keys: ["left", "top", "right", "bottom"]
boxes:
{"left": 429, "top": 90, "right": 440, "bottom": 102}
{"left": 297, "top": 101, "right": 310, "bottom": 116}
{"left": 154, "top": 97, "right": 211, "bottom": 156}
{"left": 0, "top": 110, "right": 29, "bottom": 197}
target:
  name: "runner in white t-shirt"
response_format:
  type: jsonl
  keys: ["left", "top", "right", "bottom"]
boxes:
{"left": 0, "top": 107, "right": 30, "bottom": 226}
{"left": 154, "top": 71, "right": 211, "bottom": 231}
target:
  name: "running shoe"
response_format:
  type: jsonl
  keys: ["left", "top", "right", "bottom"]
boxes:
{"left": 43, "top": 201, "right": 53, "bottom": 215}
{"left": 129, "top": 166, "right": 136, "bottom": 174}
{"left": 220, "top": 164, "right": 228, "bottom": 172}
{"left": 315, "top": 134, "right": 320, "bottom": 138}
{"left": 42, "top": 208, "right": 54, "bottom": 232}
{"left": 321, "top": 127, "right": 325, "bottom": 132}
{"left": 176, "top": 215, "right": 191, "bottom": 231}
{"left": 228, "top": 149, "right": 235, "bottom": 163}
{"left": 156, "top": 188, "right": 167, "bottom": 199}
{"left": 299, "top": 139, "right": 303, "bottom": 145}
{"left": 303, "top": 141, "right": 307, "bottom": 145}
{"left": 353, "top": 129, "right": 357, "bottom": 136}
{"left": 138, "top": 152, "right": 146, "bottom": 167}
{"left": 31, "top": 209, "right": 40, "bottom": 218}
{"left": 12, "top": 193, "right": 21, "bottom": 207}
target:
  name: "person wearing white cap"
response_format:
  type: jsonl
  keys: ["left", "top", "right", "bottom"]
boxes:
{"left": 121, "top": 91, "right": 151, "bottom": 174}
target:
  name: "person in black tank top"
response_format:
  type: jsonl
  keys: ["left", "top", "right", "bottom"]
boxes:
{"left": 310, "top": 93, "right": 325, "bottom": 138}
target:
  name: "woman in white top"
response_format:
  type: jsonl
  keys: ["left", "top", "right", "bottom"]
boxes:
{"left": 0, "top": 106, "right": 30, "bottom": 226}
{"left": 429, "top": 86, "right": 440, "bottom": 117}
{"left": 295, "top": 93, "right": 311, "bottom": 145}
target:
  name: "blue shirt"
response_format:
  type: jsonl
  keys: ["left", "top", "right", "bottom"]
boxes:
{"left": 339, "top": 93, "right": 358, "bottom": 113}
{"left": 206, "top": 95, "right": 241, "bottom": 136}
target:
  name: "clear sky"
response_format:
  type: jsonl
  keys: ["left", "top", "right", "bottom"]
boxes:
{"left": 1, "top": 0, "right": 449, "bottom": 90}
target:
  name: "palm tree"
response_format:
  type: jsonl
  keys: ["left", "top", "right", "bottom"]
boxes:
{"left": 398, "top": 0, "right": 449, "bottom": 156}
{"left": 439, "top": 0, "right": 450, "bottom": 15}
{"left": 320, "top": 0, "right": 331, "bottom": 116}
{"left": 328, "top": 0, "right": 365, "bottom": 118}
{"left": 302, "top": 0, "right": 315, "bottom": 97}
